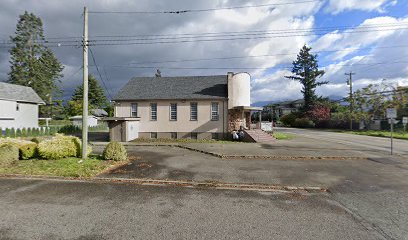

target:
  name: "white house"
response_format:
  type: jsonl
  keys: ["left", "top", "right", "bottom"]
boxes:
{"left": 0, "top": 82, "right": 45, "bottom": 129}
{"left": 69, "top": 115, "right": 99, "bottom": 127}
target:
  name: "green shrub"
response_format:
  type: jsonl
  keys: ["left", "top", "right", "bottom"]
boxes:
{"left": 16, "top": 128, "right": 22, "bottom": 137}
{"left": 11, "top": 128, "right": 16, "bottom": 137}
{"left": 59, "top": 135, "right": 91, "bottom": 157}
{"left": 292, "top": 118, "right": 315, "bottom": 128}
{"left": 58, "top": 125, "right": 81, "bottom": 135}
{"left": 21, "top": 128, "right": 27, "bottom": 137}
{"left": 5, "top": 128, "right": 11, "bottom": 137}
{"left": 280, "top": 113, "right": 298, "bottom": 127}
{"left": 0, "top": 143, "right": 19, "bottom": 166}
{"left": 103, "top": 141, "right": 127, "bottom": 161}
{"left": 31, "top": 137, "right": 41, "bottom": 144}
{"left": 38, "top": 136, "right": 78, "bottom": 160}
{"left": 19, "top": 142, "right": 38, "bottom": 160}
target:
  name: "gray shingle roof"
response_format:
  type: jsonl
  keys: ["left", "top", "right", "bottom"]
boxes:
{"left": 113, "top": 75, "right": 228, "bottom": 101}
{"left": 0, "top": 82, "right": 45, "bottom": 104}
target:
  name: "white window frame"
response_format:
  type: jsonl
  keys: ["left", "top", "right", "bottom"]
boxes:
{"left": 150, "top": 103, "right": 157, "bottom": 121}
{"left": 211, "top": 102, "right": 219, "bottom": 121}
{"left": 131, "top": 103, "right": 138, "bottom": 117}
{"left": 170, "top": 103, "right": 177, "bottom": 121}
{"left": 190, "top": 102, "right": 198, "bottom": 121}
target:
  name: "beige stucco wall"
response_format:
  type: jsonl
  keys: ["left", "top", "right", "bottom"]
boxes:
{"left": 114, "top": 100, "right": 228, "bottom": 133}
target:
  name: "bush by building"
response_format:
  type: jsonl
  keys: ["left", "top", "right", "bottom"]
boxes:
{"left": 38, "top": 135, "right": 78, "bottom": 159}
{"left": 0, "top": 143, "right": 19, "bottom": 166}
{"left": 292, "top": 117, "right": 316, "bottom": 128}
{"left": 103, "top": 142, "right": 127, "bottom": 161}
{"left": 19, "top": 142, "right": 38, "bottom": 160}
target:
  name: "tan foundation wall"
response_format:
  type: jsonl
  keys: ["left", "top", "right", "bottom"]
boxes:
{"left": 138, "top": 132, "right": 225, "bottom": 140}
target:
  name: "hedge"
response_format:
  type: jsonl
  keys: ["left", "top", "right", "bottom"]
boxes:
{"left": 103, "top": 142, "right": 127, "bottom": 161}
{"left": 38, "top": 135, "right": 78, "bottom": 160}
{"left": 19, "top": 142, "right": 38, "bottom": 160}
{"left": 0, "top": 144, "right": 19, "bottom": 166}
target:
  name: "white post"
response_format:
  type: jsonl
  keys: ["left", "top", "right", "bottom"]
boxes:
{"left": 82, "top": 6, "right": 88, "bottom": 159}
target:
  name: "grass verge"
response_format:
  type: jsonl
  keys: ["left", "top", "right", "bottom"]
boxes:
{"left": 0, "top": 155, "right": 129, "bottom": 178}
{"left": 342, "top": 130, "right": 408, "bottom": 140}
{"left": 272, "top": 132, "right": 295, "bottom": 140}
{"left": 131, "top": 137, "right": 235, "bottom": 144}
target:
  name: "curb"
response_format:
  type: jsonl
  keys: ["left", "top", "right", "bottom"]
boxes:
{"left": 0, "top": 174, "right": 328, "bottom": 193}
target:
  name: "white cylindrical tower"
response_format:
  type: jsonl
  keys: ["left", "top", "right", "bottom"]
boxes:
{"left": 228, "top": 72, "right": 250, "bottom": 109}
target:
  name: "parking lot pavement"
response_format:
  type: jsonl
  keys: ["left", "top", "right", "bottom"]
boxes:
{"left": 0, "top": 178, "right": 380, "bottom": 240}
{"left": 94, "top": 146, "right": 408, "bottom": 192}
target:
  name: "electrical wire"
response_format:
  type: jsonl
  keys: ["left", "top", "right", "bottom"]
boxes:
{"left": 88, "top": 0, "right": 321, "bottom": 14}
{"left": 88, "top": 47, "right": 113, "bottom": 99}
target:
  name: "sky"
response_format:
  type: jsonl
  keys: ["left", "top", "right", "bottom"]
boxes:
{"left": 0, "top": 0, "right": 407, "bottom": 104}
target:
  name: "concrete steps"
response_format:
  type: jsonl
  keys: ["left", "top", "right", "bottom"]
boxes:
{"left": 244, "top": 129, "right": 275, "bottom": 143}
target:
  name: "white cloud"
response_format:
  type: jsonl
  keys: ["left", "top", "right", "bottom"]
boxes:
{"left": 325, "top": 0, "right": 396, "bottom": 14}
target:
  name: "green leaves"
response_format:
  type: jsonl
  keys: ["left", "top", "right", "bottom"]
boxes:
{"left": 285, "top": 45, "right": 327, "bottom": 111}
{"left": 8, "top": 11, "right": 64, "bottom": 117}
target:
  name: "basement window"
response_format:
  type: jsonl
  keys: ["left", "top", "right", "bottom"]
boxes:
{"left": 150, "top": 132, "right": 157, "bottom": 139}
{"left": 171, "top": 132, "right": 177, "bottom": 139}
{"left": 191, "top": 132, "right": 198, "bottom": 140}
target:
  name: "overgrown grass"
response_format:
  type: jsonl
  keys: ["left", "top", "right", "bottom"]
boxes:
{"left": 272, "top": 132, "right": 295, "bottom": 140}
{"left": 131, "top": 137, "right": 235, "bottom": 144}
{"left": 343, "top": 130, "right": 408, "bottom": 140}
{"left": 0, "top": 155, "right": 128, "bottom": 177}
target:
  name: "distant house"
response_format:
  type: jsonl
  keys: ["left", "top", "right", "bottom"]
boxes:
{"left": 0, "top": 82, "right": 45, "bottom": 129}
{"left": 69, "top": 115, "right": 99, "bottom": 127}
{"left": 263, "top": 99, "right": 304, "bottom": 119}
{"left": 106, "top": 72, "right": 262, "bottom": 141}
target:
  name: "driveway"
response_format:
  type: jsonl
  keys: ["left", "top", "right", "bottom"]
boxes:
{"left": 277, "top": 127, "right": 408, "bottom": 156}
{"left": 94, "top": 145, "right": 408, "bottom": 193}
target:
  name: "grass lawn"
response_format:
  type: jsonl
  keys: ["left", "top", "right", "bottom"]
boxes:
{"left": 272, "top": 132, "right": 295, "bottom": 140}
{"left": 343, "top": 130, "right": 408, "bottom": 140}
{"left": 0, "top": 156, "right": 128, "bottom": 178}
{"left": 131, "top": 137, "right": 235, "bottom": 144}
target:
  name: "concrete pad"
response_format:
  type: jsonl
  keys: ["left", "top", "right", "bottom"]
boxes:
{"left": 94, "top": 146, "right": 408, "bottom": 193}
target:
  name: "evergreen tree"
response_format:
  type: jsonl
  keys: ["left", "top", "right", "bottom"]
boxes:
{"left": 8, "top": 11, "right": 64, "bottom": 116}
{"left": 64, "top": 74, "right": 110, "bottom": 117}
{"left": 285, "top": 45, "right": 327, "bottom": 111}
{"left": 71, "top": 74, "right": 108, "bottom": 108}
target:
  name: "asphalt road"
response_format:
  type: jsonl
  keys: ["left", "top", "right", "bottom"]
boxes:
{"left": 276, "top": 127, "right": 408, "bottom": 156}
{"left": 0, "top": 178, "right": 384, "bottom": 240}
{"left": 1, "top": 129, "right": 408, "bottom": 239}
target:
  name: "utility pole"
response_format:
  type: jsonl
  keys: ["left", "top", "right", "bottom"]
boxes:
{"left": 346, "top": 72, "right": 355, "bottom": 130}
{"left": 82, "top": 6, "right": 89, "bottom": 159}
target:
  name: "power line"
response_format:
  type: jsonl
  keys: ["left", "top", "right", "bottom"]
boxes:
{"left": 88, "top": 0, "right": 321, "bottom": 14}
{"left": 87, "top": 22, "right": 408, "bottom": 39}
{"left": 1, "top": 22, "right": 407, "bottom": 47}
{"left": 88, "top": 47, "right": 113, "bottom": 99}
{"left": 87, "top": 27, "right": 408, "bottom": 46}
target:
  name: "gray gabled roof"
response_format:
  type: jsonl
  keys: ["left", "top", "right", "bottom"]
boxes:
{"left": 0, "top": 82, "right": 45, "bottom": 104}
{"left": 113, "top": 75, "right": 228, "bottom": 101}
